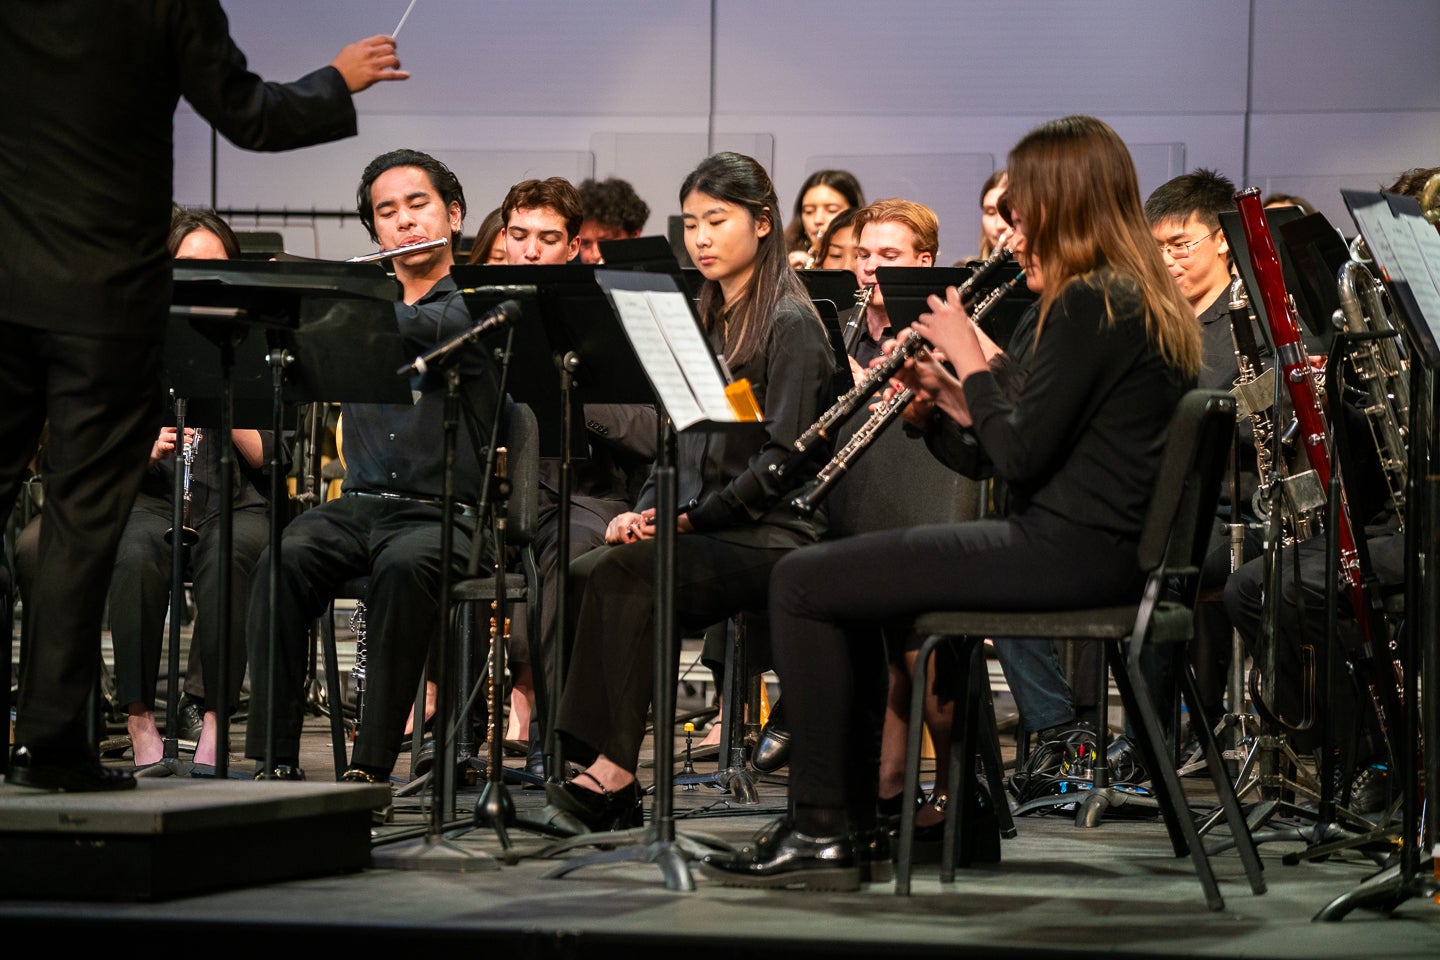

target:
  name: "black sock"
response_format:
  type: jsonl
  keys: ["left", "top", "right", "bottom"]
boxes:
{"left": 794, "top": 803, "right": 848, "bottom": 838}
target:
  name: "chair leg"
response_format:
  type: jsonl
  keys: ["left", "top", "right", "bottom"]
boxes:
{"left": 319, "top": 601, "right": 349, "bottom": 780}
{"left": 977, "top": 669, "right": 1017, "bottom": 839}
{"left": 896, "top": 633, "right": 943, "bottom": 895}
{"left": 1112, "top": 642, "right": 1228, "bottom": 912}
{"left": 1181, "top": 664, "right": 1266, "bottom": 894}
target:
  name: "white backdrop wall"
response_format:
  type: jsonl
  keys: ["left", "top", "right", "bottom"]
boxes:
{"left": 176, "top": 0, "right": 1440, "bottom": 262}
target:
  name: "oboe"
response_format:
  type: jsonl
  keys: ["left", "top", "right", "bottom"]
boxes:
{"left": 791, "top": 389, "right": 913, "bottom": 516}
{"left": 772, "top": 271, "right": 1024, "bottom": 483}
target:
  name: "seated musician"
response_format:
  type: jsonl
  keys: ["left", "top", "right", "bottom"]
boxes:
{"left": 1144, "top": 168, "right": 1264, "bottom": 731}
{"left": 499, "top": 177, "right": 657, "bottom": 771}
{"left": 244, "top": 149, "right": 503, "bottom": 784}
{"left": 540, "top": 152, "right": 836, "bottom": 834}
{"left": 785, "top": 169, "right": 866, "bottom": 269}
{"left": 701, "top": 116, "right": 1200, "bottom": 890}
{"left": 1222, "top": 165, "right": 1435, "bottom": 815}
{"left": 576, "top": 177, "right": 650, "bottom": 265}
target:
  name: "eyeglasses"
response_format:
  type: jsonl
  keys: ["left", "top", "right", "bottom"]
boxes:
{"left": 1158, "top": 229, "right": 1219, "bottom": 260}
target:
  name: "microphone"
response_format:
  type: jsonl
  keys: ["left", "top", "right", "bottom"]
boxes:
{"left": 397, "top": 299, "right": 522, "bottom": 377}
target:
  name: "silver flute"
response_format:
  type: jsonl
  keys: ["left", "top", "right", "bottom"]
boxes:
{"left": 345, "top": 236, "right": 449, "bottom": 263}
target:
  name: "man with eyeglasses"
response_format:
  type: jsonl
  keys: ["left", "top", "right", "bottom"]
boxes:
{"left": 1144, "top": 168, "right": 1266, "bottom": 743}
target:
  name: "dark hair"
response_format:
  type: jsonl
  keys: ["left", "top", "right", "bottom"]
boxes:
{"left": 784, "top": 169, "right": 865, "bottom": 252}
{"left": 1144, "top": 168, "right": 1238, "bottom": 232}
{"left": 978, "top": 169, "right": 1009, "bottom": 259}
{"left": 578, "top": 177, "right": 650, "bottom": 234}
{"left": 680, "top": 152, "right": 817, "bottom": 367}
{"left": 1382, "top": 167, "right": 1439, "bottom": 197}
{"left": 466, "top": 207, "right": 506, "bottom": 264}
{"left": 501, "top": 177, "right": 584, "bottom": 240}
{"left": 356, "top": 148, "right": 467, "bottom": 244}
{"left": 1260, "top": 192, "right": 1316, "bottom": 215}
{"left": 814, "top": 206, "right": 857, "bottom": 265}
{"left": 168, "top": 207, "right": 240, "bottom": 258}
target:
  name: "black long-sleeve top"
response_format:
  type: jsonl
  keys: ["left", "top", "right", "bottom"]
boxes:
{"left": 0, "top": 0, "right": 357, "bottom": 338}
{"left": 635, "top": 295, "right": 837, "bottom": 547}
{"left": 340, "top": 278, "right": 503, "bottom": 505}
{"left": 924, "top": 271, "right": 1191, "bottom": 539}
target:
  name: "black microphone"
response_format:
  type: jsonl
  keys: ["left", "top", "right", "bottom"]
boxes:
{"left": 397, "top": 299, "right": 522, "bottom": 377}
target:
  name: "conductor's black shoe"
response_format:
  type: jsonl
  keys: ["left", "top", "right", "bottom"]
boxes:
{"left": 751, "top": 699, "right": 791, "bottom": 773}
{"left": 699, "top": 818, "right": 860, "bottom": 891}
{"left": 7, "top": 744, "right": 137, "bottom": 792}
{"left": 539, "top": 772, "right": 643, "bottom": 834}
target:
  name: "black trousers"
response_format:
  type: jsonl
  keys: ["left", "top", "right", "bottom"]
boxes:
{"left": 0, "top": 321, "right": 162, "bottom": 757}
{"left": 108, "top": 504, "right": 269, "bottom": 713}
{"left": 768, "top": 514, "right": 1141, "bottom": 818}
{"left": 244, "top": 496, "right": 485, "bottom": 773}
{"left": 1222, "top": 528, "right": 1403, "bottom": 756}
{"left": 554, "top": 532, "right": 796, "bottom": 772}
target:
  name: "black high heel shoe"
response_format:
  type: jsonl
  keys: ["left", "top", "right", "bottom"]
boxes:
{"left": 539, "top": 771, "right": 644, "bottom": 834}
{"left": 699, "top": 817, "right": 859, "bottom": 891}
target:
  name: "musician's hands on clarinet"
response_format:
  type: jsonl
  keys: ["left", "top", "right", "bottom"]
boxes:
{"left": 913, "top": 286, "right": 989, "bottom": 378}
{"left": 330, "top": 35, "right": 410, "bottom": 93}
{"left": 881, "top": 332, "right": 967, "bottom": 429}
{"left": 149, "top": 426, "right": 193, "bottom": 467}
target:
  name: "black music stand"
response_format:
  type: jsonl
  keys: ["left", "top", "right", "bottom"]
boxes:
{"left": 452, "top": 264, "right": 628, "bottom": 794}
{"left": 536, "top": 268, "right": 766, "bottom": 892}
{"left": 171, "top": 261, "right": 402, "bottom": 781}
{"left": 1311, "top": 190, "right": 1440, "bottom": 920}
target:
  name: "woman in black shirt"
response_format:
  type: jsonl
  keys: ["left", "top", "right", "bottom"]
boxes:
{"left": 545, "top": 152, "right": 836, "bottom": 832}
{"left": 702, "top": 115, "right": 1201, "bottom": 891}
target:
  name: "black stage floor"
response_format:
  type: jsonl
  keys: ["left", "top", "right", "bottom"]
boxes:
{"left": 3, "top": 629, "right": 1438, "bottom": 956}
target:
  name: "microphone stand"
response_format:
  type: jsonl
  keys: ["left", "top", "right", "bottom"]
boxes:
{"left": 374, "top": 324, "right": 514, "bottom": 872}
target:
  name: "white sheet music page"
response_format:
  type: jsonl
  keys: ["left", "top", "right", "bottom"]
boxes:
{"left": 642, "top": 291, "right": 738, "bottom": 422}
{"left": 607, "top": 288, "right": 708, "bottom": 429}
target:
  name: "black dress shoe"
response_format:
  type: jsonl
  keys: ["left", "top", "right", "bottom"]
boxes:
{"left": 539, "top": 773, "right": 643, "bottom": 834}
{"left": 7, "top": 744, "right": 137, "bottom": 792}
{"left": 252, "top": 763, "right": 306, "bottom": 781}
{"left": 751, "top": 700, "right": 791, "bottom": 773}
{"left": 174, "top": 694, "right": 205, "bottom": 743}
{"left": 699, "top": 818, "right": 859, "bottom": 891}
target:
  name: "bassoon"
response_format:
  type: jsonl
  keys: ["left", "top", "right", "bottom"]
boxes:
{"left": 1232, "top": 187, "right": 1402, "bottom": 758}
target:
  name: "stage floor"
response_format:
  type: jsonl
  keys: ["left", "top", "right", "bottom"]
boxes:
{"left": 3, "top": 711, "right": 1438, "bottom": 957}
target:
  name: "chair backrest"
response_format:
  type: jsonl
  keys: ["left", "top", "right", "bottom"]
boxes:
{"left": 1134, "top": 388, "right": 1237, "bottom": 595}
{"left": 499, "top": 399, "right": 541, "bottom": 547}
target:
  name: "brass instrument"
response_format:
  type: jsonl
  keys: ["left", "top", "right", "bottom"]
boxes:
{"left": 783, "top": 273, "right": 1025, "bottom": 508}
{"left": 1336, "top": 258, "right": 1409, "bottom": 526}
{"left": 841, "top": 284, "right": 875, "bottom": 356}
{"left": 345, "top": 236, "right": 449, "bottom": 263}
{"left": 164, "top": 426, "right": 202, "bottom": 546}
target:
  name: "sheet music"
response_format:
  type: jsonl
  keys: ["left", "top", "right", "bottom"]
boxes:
{"left": 1344, "top": 189, "right": 1440, "bottom": 368}
{"left": 642, "top": 291, "right": 737, "bottom": 420}
{"left": 607, "top": 289, "right": 709, "bottom": 429}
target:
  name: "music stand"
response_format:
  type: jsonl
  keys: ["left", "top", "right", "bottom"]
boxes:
{"left": 537, "top": 268, "right": 767, "bottom": 891}
{"left": 171, "top": 261, "right": 405, "bottom": 781}
{"left": 1311, "top": 189, "right": 1440, "bottom": 920}
{"left": 597, "top": 235, "right": 681, "bottom": 272}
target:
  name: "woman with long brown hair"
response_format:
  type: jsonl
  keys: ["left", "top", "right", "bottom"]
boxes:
{"left": 701, "top": 115, "right": 1200, "bottom": 891}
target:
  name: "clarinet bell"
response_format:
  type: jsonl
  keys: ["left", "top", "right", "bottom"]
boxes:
{"left": 164, "top": 525, "right": 199, "bottom": 547}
